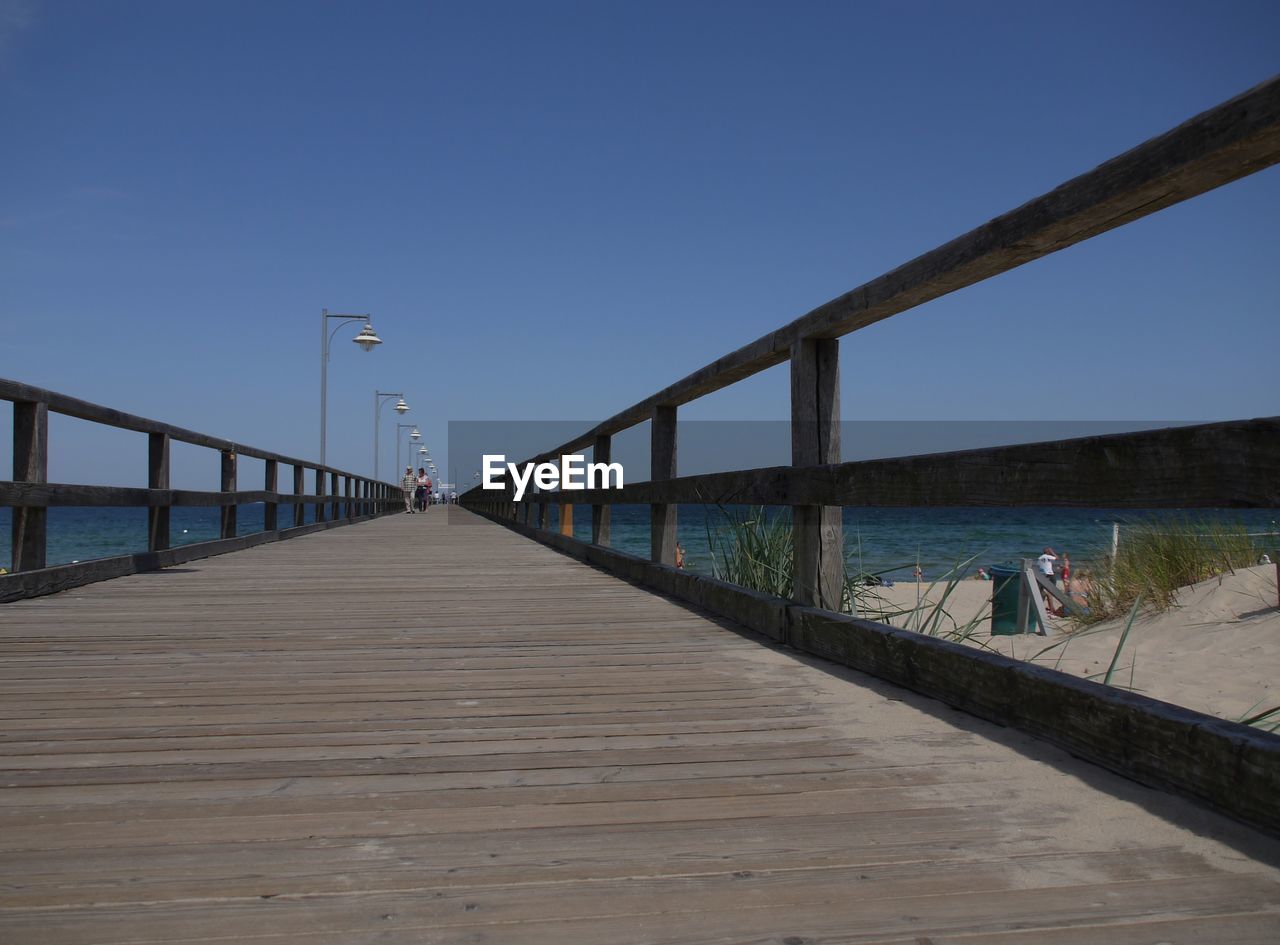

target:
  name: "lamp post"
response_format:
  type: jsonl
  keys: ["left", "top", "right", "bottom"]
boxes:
{"left": 396, "top": 424, "right": 421, "bottom": 476}
{"left": 373, "top": 391, "right": 409, "bottom": 480}
{"left": 320, "top": 310, "right": 380, "bottom": 468}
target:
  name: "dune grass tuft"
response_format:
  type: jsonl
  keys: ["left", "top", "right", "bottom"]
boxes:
{"left": 1081, "top": 516, "right": 1263, "bottom": 623}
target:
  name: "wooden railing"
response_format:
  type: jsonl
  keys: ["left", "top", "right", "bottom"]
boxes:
{"left": 459, "top": 78, "right": 1280, "bottom": 834}
{"left": 464, "top": 75, "right": 1280, "bottom": 611}
{"left": 1, "top": 378, "right": 401, "bottom": 601}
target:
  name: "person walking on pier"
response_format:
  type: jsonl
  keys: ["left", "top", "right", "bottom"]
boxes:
{"left": 416, "top": 467, "right": 431, "bottom": 512}
{"left": 401, "top": 467, "right": 417, "bottom": 513}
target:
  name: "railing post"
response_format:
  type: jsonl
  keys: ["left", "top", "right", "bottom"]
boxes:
{"left": 345, "top": 476, "right": 353, "bottom": 520}
{"left": 537, "top": 497, "right": 547, "bottom": 530}
{"left": 220, "top": 450, "right": 237, "bottom": 540}
{"left": 651, "top": 405, "right": 677, "bottom": 565}
{"left": 558, "top": 455, "right": 573, "bottom": 536}
{"left": 11, "top": 400, "right": 48, "bottom": 572}
{"left": 293, "top": 464, "right": 306, "bottom": 527}
{"left": 314, "top": 468, "right": 326, "bottom": 523}
{"left": 264, "top": 459, "right": 278, "bottom": 532}
{"left": 329, "top": 471, "right": 339, "bottom": 521}
{"left": 592, "top": 434, "right": 611, "bottom": 546}
{"left": 147, "top": 432, "right": 170, "bottom": 552}
{"left": 791, "top": 337, "right": 842, "bottom": 610}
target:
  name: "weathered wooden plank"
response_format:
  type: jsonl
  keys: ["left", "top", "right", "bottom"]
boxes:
{"left": 4, "top": 509, "right": 1280, "bottom": 943}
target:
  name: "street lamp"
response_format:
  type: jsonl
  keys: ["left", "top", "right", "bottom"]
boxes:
{"left": 373, "top": 391, "right": 409, "bottom": 480}
{"left": 396, "top": 424, "right": 420, "bottom": 475}
{"left": 320, "top": 309, "right": 380, "bottom": 467}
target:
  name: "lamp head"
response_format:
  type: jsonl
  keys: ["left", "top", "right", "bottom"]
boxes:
{"left": 394, "top": 398, "right": 409, "bottom": 414}
{"left": 353, "top": 323, "right": 381, "bottom": 352}
{"left": 410, "top": 428, "right": 421, "bottom": 440}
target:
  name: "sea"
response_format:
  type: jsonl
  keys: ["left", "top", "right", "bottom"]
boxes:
{"left": 4, "top": 505, "right": 1277, "bottom": 581}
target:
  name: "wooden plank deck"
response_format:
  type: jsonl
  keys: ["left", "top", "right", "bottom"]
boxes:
{"left": 1, "top": 507, "right": 1278, "bottom": 944}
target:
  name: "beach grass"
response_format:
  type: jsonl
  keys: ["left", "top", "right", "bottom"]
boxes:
{"left": 703, "top": 505, "right": 985, "bottom": 638}
{"left": 1080, "top": 516, "right": 1263, "bottom": 623}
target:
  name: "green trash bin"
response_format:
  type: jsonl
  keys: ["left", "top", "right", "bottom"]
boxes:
{"left": 989, "top": 563, "right": 1041, "bottom": 635}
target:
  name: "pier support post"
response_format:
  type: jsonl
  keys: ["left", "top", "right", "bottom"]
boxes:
{"left": 592, "top": 434, "right": 612, "bottom": 547}
{"left": 559, "top": 455, "right": 574, "bottom": 537}
{"left": 314, "top": 468, "right": 326, "bottom": 523}
{"left": 11, "top": 400, "right": 48, "bottom": 572}
{"left": 791, "top": 337, "right": 842, "bottom": 610}
{"left": 220, "top": 450, "right": 238, "bottom": 540}
{"left": 148, "top": 432, "right": 171, "bottom": 551}
{"left": 651, "top": 405, "right": 677, "bottom": 566}
{"left": 293, "top": 465, "right": 306, "bottom": 527}
{"left": 264, "top": 459, "right": 278, "bottom": 532}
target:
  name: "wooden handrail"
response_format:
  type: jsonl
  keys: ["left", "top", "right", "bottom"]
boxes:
{"left": 497, "top": 417, "right": 1280, "bottom": 509}
{"left": 3, "top": 380, "right": 403, "bottom": 594}
{"left": 465, "top": 76, "right": 1280, "bottom": 610}
{"left": 0, "top": 378, "right": 370, "bottom": 473}
{"left": 509, "top": 76, "right": 1280, "bottom": 469}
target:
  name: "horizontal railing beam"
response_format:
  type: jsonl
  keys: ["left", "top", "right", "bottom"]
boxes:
{"left": 516, "top": 76, "right": 1280, "bottom": 469}
{"left": 482, "top": 417, "right": 1280, "bottom": 509}
{"left": 0, "top": 484, "right": 398, "bottom": 508}
{"left": 0, "top": 378, "right": 382, "bottom": 483}
{"left": 0, "top": 515, "right": 379, "bottom": 603}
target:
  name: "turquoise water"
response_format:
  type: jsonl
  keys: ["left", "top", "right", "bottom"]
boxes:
{"left": 0, "top": 505, "right": 319, "bottom": 570}
{"left": 546, "top": 505, "right": 1279, "bottom": 579}
{"left": 3, "top": 504, "right": 1276, "bottom": 579}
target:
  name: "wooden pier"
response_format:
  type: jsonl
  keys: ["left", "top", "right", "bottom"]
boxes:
{"left": 2, "top": 509, "right": 1278, "bottom": 943}
{"left": 5, "top": 77, "right": 1280, "bottom": 942}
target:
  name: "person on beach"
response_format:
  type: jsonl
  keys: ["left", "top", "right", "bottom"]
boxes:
{"left": 401, "top": 467, "right": 417, "bottom": 513}
{"left": 1037, "top": 547, "right": 1058, "bottom": 584}
{"left": 675, "top": 542, "right": 686, "bottom": 569}
{"left": 1060, "top": 552, "right": 1071, "bottom": 594}
{"left": 1037, "top": 546, "right": 1059, "bottom": 615}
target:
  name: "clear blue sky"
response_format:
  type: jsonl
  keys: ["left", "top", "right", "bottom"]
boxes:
{"left": 1, "top": 1, "right": 1277, "bottom": 488}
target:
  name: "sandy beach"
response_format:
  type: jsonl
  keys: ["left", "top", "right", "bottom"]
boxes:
{"left": 866, "top": 565, "right": 1279, "bottom": 725}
